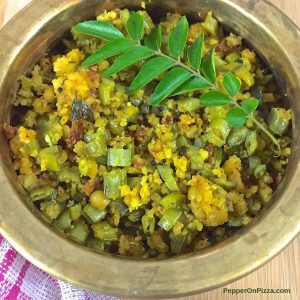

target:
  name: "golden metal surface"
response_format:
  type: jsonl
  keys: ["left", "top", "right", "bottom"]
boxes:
{"left": 0, "top": 0, "right": 299, "bottom": 298}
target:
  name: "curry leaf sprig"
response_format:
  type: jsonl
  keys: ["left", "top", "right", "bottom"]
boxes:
{"left": 72, "top": 12, "right": 280, "bottom": 148}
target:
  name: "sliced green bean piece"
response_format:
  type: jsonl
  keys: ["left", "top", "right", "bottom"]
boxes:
{"left": 177, "top": 98, "right": 201, "bottom": 112}
{"left": 104, "top": 169, "right": 127, "bottom": 200}
{"left": 160, "top": 192, "right": 185, "bottom": 209}
{"left": 107, "top": 149, "right": 132, "bottom": 167}
{"left": 158, "top": 208, "right": 182, "bottom": 231}
{"left": 245, "top": 131, "right": 258, "bottom": 156}
{"left": 92, "top": 222, "right": 119, "bottom": 241}
{"left": 157, "top": 165, "right": 179, "bottom": 192}
{"left": 87, "top": 238, "right": 105, "bottom": 252}
{"left": 69, "top": 203, "right": 82, "bottom": 221}
{"left": 68, "top": 222, "right": 89, "bottom": 244}
{"left": 30, "top": 186, "right": 55, "bottom": 202}
{"left": 83, "top": 204, "right": 107, "bottom": 223}
{"left": 54, "top": 210, "right": 72, "bottom": 230}
{"left": 227, "top": 127, "right": 249, "bottom": 147}
{"left": 267, "top": 108, "right": 291, "bottom": 136}
{"left": 170, "top": 234, "right": 187, "bottom": 254}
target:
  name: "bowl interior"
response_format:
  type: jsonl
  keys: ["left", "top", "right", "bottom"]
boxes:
{"left": 0, "top": 0, "right": 300, "bottom": 298}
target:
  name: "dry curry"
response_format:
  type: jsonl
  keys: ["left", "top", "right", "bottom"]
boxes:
{"left": 3, "top": 9, "right": 291, "bottom": 257}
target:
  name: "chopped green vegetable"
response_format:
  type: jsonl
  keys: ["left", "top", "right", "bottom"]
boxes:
{"left": 69, "top": 204, "right": 82, "bottom": 221}
{"left": 160, "top": 192, "right": 185, "bottom": 209}
{"left": 87, "top": 238, "right": 105, "bottom": 252}
{"left": 30, "top": 186, "right": 55, "bottom": 202}
{"left": 227, "top": 127, "right": 249, "bottom": 147}
{"left": 267, "top": 108, "right": 291, "bottom": 136}
{"left": 176, "top": 98, "right": 201, "bottom": 112}
{"left": 170, "top": 234, "right": 187, "bottom": 254}
{"left": 92, "top": 222, "right": 119, "bottom": 241}
{"left": 107, "top": 149, "right": 132, "bottom": 167}
{"left": 245, "top": 131, "right": 258, "bottom": 155}
{"left": 157, "top": 165, "right": 179, "bottom": 192}
{"left": 158, "top": 208, "right": 182, "bottom": 231}
{"left": 83, "top": 204, "right": 107, "bottom": 223}
{"left": 142, "top": 211, "right": 155, "bottom": 234}
{"left": 54, "top": 210, "right": 72, "bottom": 230}
{"left": 68, "top": 222, "right": 89, "bottom": 244}
{"left": 39, "top": 146, "right": 61, "bottom": 172}
{"left": 128, "top": 209, "right": 143, "bottom": 222}
{"left": 58, "top": 166, "right": 80, "bottom": 183}
{"left": 104, "top": 169, "right": 127, "bottom": 199}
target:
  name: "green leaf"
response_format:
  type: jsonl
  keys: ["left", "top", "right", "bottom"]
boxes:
{"left": 81, "top": 38, "right": 135, "bottom": 68}
{"left": 226, "top": 107, "right": 247, "bottom": 128}
{"left": 241, "top": 98, "right": 259, "bottom": 114}
{"left": 188, "top": 33, "right": 204, "bottom": 71}
{"left": 171, "top": 76, "right": 211, "bottom": 96}
{"left": 72, "top": 21, "right": 123, "bottom": 41}
{"left": 149, "top": 68, "right": 193, "bottom": 105}
{"left": 200, "top": 90, "right": 231, "bottom": 106}
{"left": 202, "top": 49, "right": 217, "bottom": 84}
{"left": 126, "top": 12, "right": 144, "bottom": 42}
{"left": 168, "top": 16, "right": 189, "bottom": 59}
{"left": 128, "top": 57, "right": 174, "bottom": 94}
{"left": 222, "top": 71, "right": 241, "bottom": 97}
{"left": 102, "top": 46, "right": 155, "bottom": 77}
{"left": 144, "top": 27, "right": 162, "bottom": 51}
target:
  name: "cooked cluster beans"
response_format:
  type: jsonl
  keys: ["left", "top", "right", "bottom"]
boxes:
{"left": 4, "top": 9, "right": 291, "bottom": 257}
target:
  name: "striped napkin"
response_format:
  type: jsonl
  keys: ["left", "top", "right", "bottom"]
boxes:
{"left": 0, "top": 235, "right": 119, "bottom": 300}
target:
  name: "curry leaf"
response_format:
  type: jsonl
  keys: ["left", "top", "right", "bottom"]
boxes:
{"left": 102, "top": 46, "right": 155, "bottom": 77}
{"left": 145, "top": 27, "right": 162, "bottom": 51}
{"left": 71, "top": 96, "right": 94, "bottom": 122}
{"left": 188, "top": 33, "right": 204, "bottom": 71}
{"left": 172, "top": 76, "right": 211, "bottom": 96}
{"left": 202, "top": 49, "right": 217, "bottom": 84}
{"left": 72, "top": 21, "right": 123, "bottom": 41}
{"left": 168, "top": 16, "right": 189, "bottom": 59}
{"left": 81, "top": 38, "right": 135, "bottom": 67}
{"left": 200, "top": 90, "right": 231, "bottom": 106}
{"left": 223, "top": 71, "right": 241, "bottom": 97}
{"left": 126, "top": 12, "right": 144, "bottom": 42}
{"left": 226, "top": 107, "right": 247, "bottom": 128}
{"left": 149, "top": 68, "right": 193, "bottom": 105}
{"left": 241, "top": 98, "right": 259, "bottom": 114}
{"left": 128, "top": 57, "right": 174, "bottom": 94}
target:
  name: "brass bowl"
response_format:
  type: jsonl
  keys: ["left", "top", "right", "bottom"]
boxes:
{"left": 0, "top": 0, "right": 300, "bottom": 298}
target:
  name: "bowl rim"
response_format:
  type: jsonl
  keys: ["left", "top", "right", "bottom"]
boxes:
{"left": 0, "top": 0, "right": 300, "bottom": 298}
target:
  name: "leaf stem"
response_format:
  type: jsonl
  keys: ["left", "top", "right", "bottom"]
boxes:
{"left": 233, "top": 102, "right": 281, "bottom": 150}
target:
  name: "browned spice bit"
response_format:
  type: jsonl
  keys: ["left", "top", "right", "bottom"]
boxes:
{"left": 164, "top": 115, "right": 173, "bottom": 125}
{"left": 217, "top": 38, "right": 231, "bottom": 54}
{"left": 135, "top": 125, "right": 147, "bottom": 142}
{"left": 86, "top": 70, "right": 100, "bottom": 85}
{"left": 67, "top": 121, "right": 84, "bottom": 150}
{"left": 2, "top": 123, "right": 17, "bottom": 140}
{"left": 83, "top": 179, "right": 96, "bottom": 196}
{"left": 90, "top": 88, "right": 98, "bottom": 98}
{"left": 90, "top": 65, "right": 99, "bottom": 72}
{"left": 206, "top": 144, "right": 214, "bottom": 164}
{"left": 133, "top": 155, "right": 144, "bottom": 169}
